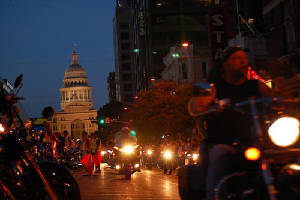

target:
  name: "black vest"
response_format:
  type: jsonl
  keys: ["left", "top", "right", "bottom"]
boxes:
{"left": 205, "top": 79, "right": 261, "bottom": 145}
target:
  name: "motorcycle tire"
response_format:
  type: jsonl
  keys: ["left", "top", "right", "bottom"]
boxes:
{"left": 215, "top": 171, "right": 268, "bottom": 200}
{"left": 39, "top": 161, "right": 81, "bottom": 200}
{"left": 124, "top": 164, "right": 131, "bottom": 180}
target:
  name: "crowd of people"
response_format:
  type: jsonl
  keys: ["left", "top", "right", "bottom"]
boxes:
{"left": 26, "top": 117, "right": 103, "bottom": 176}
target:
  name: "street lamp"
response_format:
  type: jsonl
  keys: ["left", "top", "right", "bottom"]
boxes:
{"left": 181, "top": 42, "right": 189, "bottom": 47}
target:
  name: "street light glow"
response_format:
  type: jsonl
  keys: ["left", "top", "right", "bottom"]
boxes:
{"left": 181, "top": 42, "right": 189, "bottom": 47}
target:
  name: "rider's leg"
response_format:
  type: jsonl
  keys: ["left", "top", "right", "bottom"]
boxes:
{"left": 206, "top": 144, "right": 237, "bottom": 200}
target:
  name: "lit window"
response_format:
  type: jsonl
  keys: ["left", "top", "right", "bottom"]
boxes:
{"left": 248, "top": 18, "right": 254, "bottom": 24}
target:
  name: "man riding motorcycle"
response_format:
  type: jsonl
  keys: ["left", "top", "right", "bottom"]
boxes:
{"left": 188, "top": 46, "right": 292, "bottom": 200}
{"left": 113, "top": 127, "right": 140, "bottom": 179}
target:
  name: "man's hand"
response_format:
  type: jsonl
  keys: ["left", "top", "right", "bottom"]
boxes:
{"left": 188, "top": 86, "right": 216, "bottom": 116}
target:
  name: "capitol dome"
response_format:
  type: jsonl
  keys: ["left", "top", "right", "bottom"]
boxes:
{"left": 64, "top": 50, "right": 87, "bottom": 79}
{"left": 60, "top": 48, "right": 94, "bottom": 112}
{"left": 64, "top": 63, "right": 87, "bottom": 79}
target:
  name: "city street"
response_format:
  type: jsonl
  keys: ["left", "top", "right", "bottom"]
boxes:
{"left": 73, "top": 164, "right": 181, "bottom": 200}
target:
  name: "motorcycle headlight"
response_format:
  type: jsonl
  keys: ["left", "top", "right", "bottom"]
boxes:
{"left": 0, "top": 124, "right": 5, "bottom": 133}
{"left": 268, "top": 117, "right": 300, "bottom": 147}
{"left": 123, "top": 145, "right": 134, "bottom": 154}
{"left": 163, "top": 151, "right": 172, "bottom": 159}
{"left": 147, "top": 150, "right": 152, "bottom": 155}
{"left": 192, "top": 154, "right": 199, "bottom": 161}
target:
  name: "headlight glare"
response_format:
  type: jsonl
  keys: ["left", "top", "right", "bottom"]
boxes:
{"left": 123, "top": 145, "right": 134, "bottom": 154}
{"left": 268, "top": 117, "right": 300, "bottom": 147}
{"left": 163, "top": 151, "right": 172, "bottom": 159}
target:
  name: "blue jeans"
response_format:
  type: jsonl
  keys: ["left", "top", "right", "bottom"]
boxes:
{"left": 206, "top": 144, "right": 237, "bottom": 200}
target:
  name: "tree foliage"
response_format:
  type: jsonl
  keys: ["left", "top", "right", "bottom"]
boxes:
{"left": 97, "top": 101, "right": 125, "bottom": 142}
{"left": 129, "top": 80, "right": 194, "bottom": 143}
{"left": 97, "top": 100, "right": 124, "bottom": 120}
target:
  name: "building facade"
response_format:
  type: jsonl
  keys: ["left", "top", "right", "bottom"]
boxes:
{"left": 131, "top": 0, "right": 211, "bottom": 90}
{"left": 262, "top": 0, "right": 299, "bottom": 74}
{"left": 107, "top": 72, "right": 116, "bottom": 102}
{"left": 113, "top": 0, "right": 136, "bottom": 105}
{"left": 161, "top": 44, "right": 211, "bottom": 84}
{"left": 50, "top": 50, "right": 98, "bottom": 139}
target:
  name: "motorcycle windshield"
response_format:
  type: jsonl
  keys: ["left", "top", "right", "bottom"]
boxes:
{"left": 16, "top": 102, "right": 30, "bottom": 123}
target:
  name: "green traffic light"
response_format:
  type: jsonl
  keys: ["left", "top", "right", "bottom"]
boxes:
{"left": 130, "top": 130, "right": 136, "bottom": 136}
{"left": 99, "top": 119, "right": 105, "bottom": 125}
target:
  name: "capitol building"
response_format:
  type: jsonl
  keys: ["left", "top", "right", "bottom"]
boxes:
{"left": 50, "top": 49, "right": 98, "bottom": 139}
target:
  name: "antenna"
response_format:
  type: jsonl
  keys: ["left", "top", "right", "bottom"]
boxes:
{"left": 72, "top": 43, "right": 77, "bottom": 53}
{"left": 235, "top": 0, "right": 240, "bottom": 34}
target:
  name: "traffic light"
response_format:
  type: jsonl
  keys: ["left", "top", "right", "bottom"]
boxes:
{"left": 130, "top": 130, "right": 136, "bottom": 137}
{"left": 99, "top": 118, "right": 105, "bottom": 126}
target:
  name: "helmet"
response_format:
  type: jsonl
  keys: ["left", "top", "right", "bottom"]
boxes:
{"left": 121, "top": 127, "right": 130, "bottom": 133}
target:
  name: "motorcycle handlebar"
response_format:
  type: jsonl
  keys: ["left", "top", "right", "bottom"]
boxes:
{"left": 195, "top": 97, "right": 288, "bottom": 116}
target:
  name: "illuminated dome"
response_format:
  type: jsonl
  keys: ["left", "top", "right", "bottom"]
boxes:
{"left": 64, "top": 50, "right": 87, "bottom": 79}
{"left": 64, "top": 63, "right": 87, "bottom": 79}
{"left": 60, "top": 48, "right": 94, "bottom": 111}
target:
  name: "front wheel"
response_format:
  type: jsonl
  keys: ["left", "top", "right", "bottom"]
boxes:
{"left": 216, "top": 172, "right": 268, "bottom": 200}
{"left": 39, "top": 161, "right": 81, "bottom": 200}
{"left": 124, "top": 163, "right": 132, "bottom": 180}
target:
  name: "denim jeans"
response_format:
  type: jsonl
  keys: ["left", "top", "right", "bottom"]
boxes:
{"left": 206, "top": 144, "right": 237, "bottom": 200}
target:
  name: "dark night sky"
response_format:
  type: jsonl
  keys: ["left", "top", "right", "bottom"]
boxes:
{"left": 0, "top": 0, "right": 116, "bottom": 117}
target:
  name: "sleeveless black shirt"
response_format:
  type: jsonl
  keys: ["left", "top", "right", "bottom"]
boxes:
{"left": 205, "top": 79, "right": 261, "bottom": 145}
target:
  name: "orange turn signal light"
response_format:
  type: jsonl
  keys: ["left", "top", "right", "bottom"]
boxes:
{"left": 244, "top": 147, "right": 261, "bottom": 161}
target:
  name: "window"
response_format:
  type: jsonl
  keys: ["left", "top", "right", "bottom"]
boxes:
{"left": 120, "top": 32, "right": 129, "bottom": 40}
{"left": 122, "top": 53, "right": 131, "bottom": 60}
{"left": 121, "top": 43, "right": 130, "bottom": 50}
{"left": 202, "top": 62, "right": 207, "bottom": 79}
{"left": 122, "top": 74, "right": 132, "bottom": 81}
{"left": 122, "top": 63, "right": 131, "bottom": 71}
{"left": 182, "top": 64, "right": 187, "bottom": 80}
{"left": 120, "top": 24, "right": 129, "bottom": 30}
{"left": 124, "top": 84, "right": 132, "bottom": 91}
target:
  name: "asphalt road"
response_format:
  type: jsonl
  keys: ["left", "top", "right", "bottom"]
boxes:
{"left": 73, "top": 164, "right": 181, "bottom": 200}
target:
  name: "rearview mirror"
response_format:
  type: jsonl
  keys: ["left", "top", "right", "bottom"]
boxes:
{"left": 14, "top": 74, "right": 23, "bottom": 88}
{"left": 192, "top": 82, "right": 214, "bottom": 96}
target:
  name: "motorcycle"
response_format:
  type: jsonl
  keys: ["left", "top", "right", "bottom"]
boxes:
{"left": 0, "top": 75, "right": 81, "bottom": 200}
{"left": 184, "top": 151, "right": 199, "bottom": 166}
{"left": 142, "top": 148, "right": 156, "bottom": 170}
{"left": 215, "top": 97, "right": 300, "bottom": 200}
{"left": 57, "top": 144, "right": 83, "bottom": 170}
{"left": 114, "top": 144, "right": 141, "bottom": 179}
{"left": 160, "top": 150, "right": 177, "bottom": 175}
{"left": 180, "top": 95, "right": 300, "bottom": 200}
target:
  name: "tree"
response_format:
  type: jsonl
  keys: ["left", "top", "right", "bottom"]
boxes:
{"left": 129, "top": 80, "right": 195, "bottom": 143}
{"left": 97, "top": 100, "right": 124, "bottom": 120}
{"left": 97, "top": 101, "right": 125, "bottom": 142}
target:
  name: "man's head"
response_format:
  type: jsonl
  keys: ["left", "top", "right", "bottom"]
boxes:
{"left": 221, "top": 47, "right": 249, "bottom": 83}
{"left": 63, "top": 130, "right": 68, "bottom": 136}
{"left": 121, "top": 127, "right": 130, "bottom": 136}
